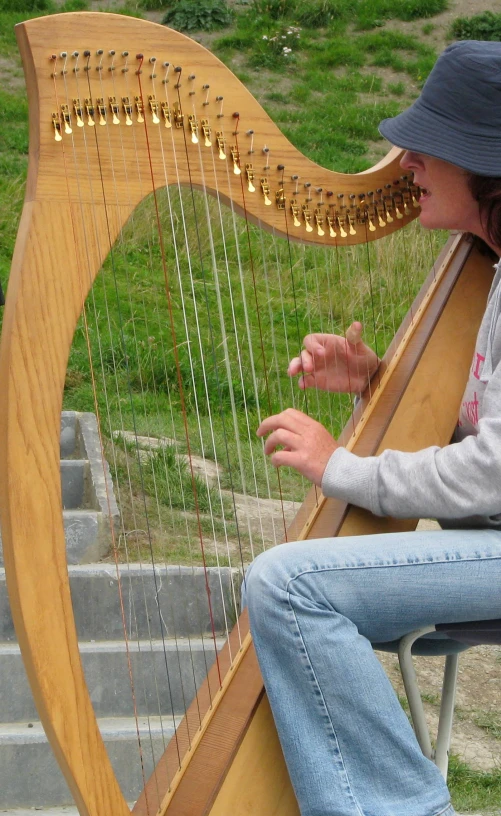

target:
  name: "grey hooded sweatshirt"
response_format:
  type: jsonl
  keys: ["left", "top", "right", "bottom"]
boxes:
{"left": 322, "top": 260, "right": 501, "bottom": 530}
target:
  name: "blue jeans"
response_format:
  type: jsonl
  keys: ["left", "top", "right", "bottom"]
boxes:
{"left": 243, "top": 528, "right": 501, "bottom": 816}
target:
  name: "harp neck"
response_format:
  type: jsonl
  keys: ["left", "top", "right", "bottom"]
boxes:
{"left": 18, "top": 11, "right": 418, "bottom": 247}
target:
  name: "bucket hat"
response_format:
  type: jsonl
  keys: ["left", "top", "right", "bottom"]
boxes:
{"left": 379, "top": 40, "right": 501, "bottom": 177}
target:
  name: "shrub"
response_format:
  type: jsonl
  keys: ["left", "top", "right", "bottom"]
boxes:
{"left": 449, "top": 11, "right": 501, "bottom": 42}
{"left": 161, "top": 0, "right": 233, "bottom": 32}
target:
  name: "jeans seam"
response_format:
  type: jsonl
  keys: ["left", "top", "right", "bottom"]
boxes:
{"left": 433, "top": 804, "right": 454, "bottom": 816}
{"left": 285, "top": 554, "right": 501, "bottom": 589}
{"left": 287, "top": 590, "right": 365, "bottom": 816}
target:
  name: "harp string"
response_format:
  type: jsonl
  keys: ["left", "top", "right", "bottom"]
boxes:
{"left": 53, "top": 49, "right": 157, "bottom": 789}
{"left": 232, "top": 126, "right": 289, "bottom": 543}
{"left": 52, "top": 33, "right": 447, "bottom": 804}
{"left": 85, "top": 51, "right": 182, "bottom": 777}
{"left": 158, "top": 70, "right": 250, "bottom": 662}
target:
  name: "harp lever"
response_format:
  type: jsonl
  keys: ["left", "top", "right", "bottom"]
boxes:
{"left": 260, "top": 178, "right": 272, "bottom": 205}
{"left": 52, "top": 113, "right": 62, "bottom": 141}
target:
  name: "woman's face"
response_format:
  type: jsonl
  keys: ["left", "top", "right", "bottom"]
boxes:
{"left": 400, "top": 151, "right": 485, "bottom": 239}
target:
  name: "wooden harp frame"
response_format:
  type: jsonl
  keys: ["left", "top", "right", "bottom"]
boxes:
{"left": 0, "top": 12, "right": 495, "bottom": 816}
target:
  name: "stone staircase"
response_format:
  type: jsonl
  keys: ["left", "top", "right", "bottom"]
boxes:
{"left": 0, "top": 411, "right": 238, "bottom": 811}
{"left": 0, "top": 412, "right": 119, "bottom": 566}
{"left": 0, "top": 563, "right": 234, "bottom": 810}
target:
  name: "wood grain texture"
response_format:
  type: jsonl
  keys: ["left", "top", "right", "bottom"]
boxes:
{"left": 17, "top": 12, "right": 417, "bottom": 245}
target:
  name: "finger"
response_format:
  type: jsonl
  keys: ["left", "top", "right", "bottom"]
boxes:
{"left": 287, "top": 356, "right": 302, "bottom": 376}
{"left": 287, "top": 350, "right": 314, "bottom": 376}
{"left": 297, "top": 373, "right": 318, "bottom": 390}
{"left": 345, "top": 321, "right": 363, "bottom": 346}
{"left": 257, "top": 409, "right": 306, "bottom": 437}
{"left": 263, "top": 428, "right": 297, "bottom": 455}
{"left": 303, "top": 334, "right": 328, "bottom": 356}
{"left": 269, "top": 449, "right": 300, "bottom": 469}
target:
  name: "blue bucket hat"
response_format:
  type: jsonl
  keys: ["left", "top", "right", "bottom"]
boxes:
{"left": 379, "top": 40, "right": 501, "bottom": 177}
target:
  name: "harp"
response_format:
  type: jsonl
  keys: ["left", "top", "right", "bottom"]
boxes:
{"left": 0, "top": 11, "right": 495, "bottom": 816}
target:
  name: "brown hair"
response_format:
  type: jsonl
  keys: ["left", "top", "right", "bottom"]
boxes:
{"left": 468, "top": 175, "right": 501, "bottom": 253}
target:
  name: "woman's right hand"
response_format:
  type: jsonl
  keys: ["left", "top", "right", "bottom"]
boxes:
{"left": 287, "top": 322, "right": 379, "bottom": 394}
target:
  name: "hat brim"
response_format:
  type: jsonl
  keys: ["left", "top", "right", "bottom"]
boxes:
{"left": 379, "top": 99, "right": 501, "bottom": 177}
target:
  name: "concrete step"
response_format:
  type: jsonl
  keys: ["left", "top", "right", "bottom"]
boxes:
{"left": 0, "top": 636, "right": 224, "bottom": 722}
{"left": 0, "top": 716, "right": 179, "bottom": 809}
{"left": 0, "top": 564, "right": 239, "bottom": 642}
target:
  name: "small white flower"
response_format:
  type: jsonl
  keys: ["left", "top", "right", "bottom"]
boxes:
{"left": 262, "top": 35, "right": 268, "bottom": 39}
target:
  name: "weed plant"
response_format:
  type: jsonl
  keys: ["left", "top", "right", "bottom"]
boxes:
{"left": 449, "top": 10, "right": 501, "bottom": 42}
{"left": 161, "top": 0, "right": 233, "bottom": 31}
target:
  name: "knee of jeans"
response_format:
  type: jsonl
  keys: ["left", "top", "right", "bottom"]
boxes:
{"left": 242, "top": 544, "right": 290, "bottom": 616}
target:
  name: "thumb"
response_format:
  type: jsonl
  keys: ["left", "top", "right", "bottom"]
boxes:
{"left": 345, "top": 321, "right": 364, "bottom": 346}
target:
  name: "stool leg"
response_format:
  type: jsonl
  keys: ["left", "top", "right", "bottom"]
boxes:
{"left": 434, "top": 653, "right": 459, "bottom": 780}
{"left": 398, "top": 626, "right": 436, "bottom": 760}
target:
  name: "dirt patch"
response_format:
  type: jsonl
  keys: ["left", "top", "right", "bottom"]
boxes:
{"left": 378, "top": 645, "right": 501, "bottom": 772}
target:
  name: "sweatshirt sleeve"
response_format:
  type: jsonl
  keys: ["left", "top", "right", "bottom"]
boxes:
{"left": 321, "top": 363, "right": 501, "bottom": 521}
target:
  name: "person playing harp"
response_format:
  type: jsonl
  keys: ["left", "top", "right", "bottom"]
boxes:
{"left": 247, "top": 40, "right": 501, "bottom": 816}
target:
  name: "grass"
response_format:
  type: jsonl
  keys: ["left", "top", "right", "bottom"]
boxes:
{"left": 449, "top": 755, "right": 501, "bottom": 812}
{"left": 0, "top": 0, "right": 450, "bottom": 568}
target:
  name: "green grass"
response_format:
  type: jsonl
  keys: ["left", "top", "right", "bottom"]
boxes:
{"left": 449, "top": 755, "right": 501, "bottom": 813}
{"left": 0, "top": 0, "right": 448, "bottom": 567}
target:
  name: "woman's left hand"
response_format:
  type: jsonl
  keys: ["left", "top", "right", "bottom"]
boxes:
{"left": 257, "top": 408, "right": 338, "bottom": 486}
